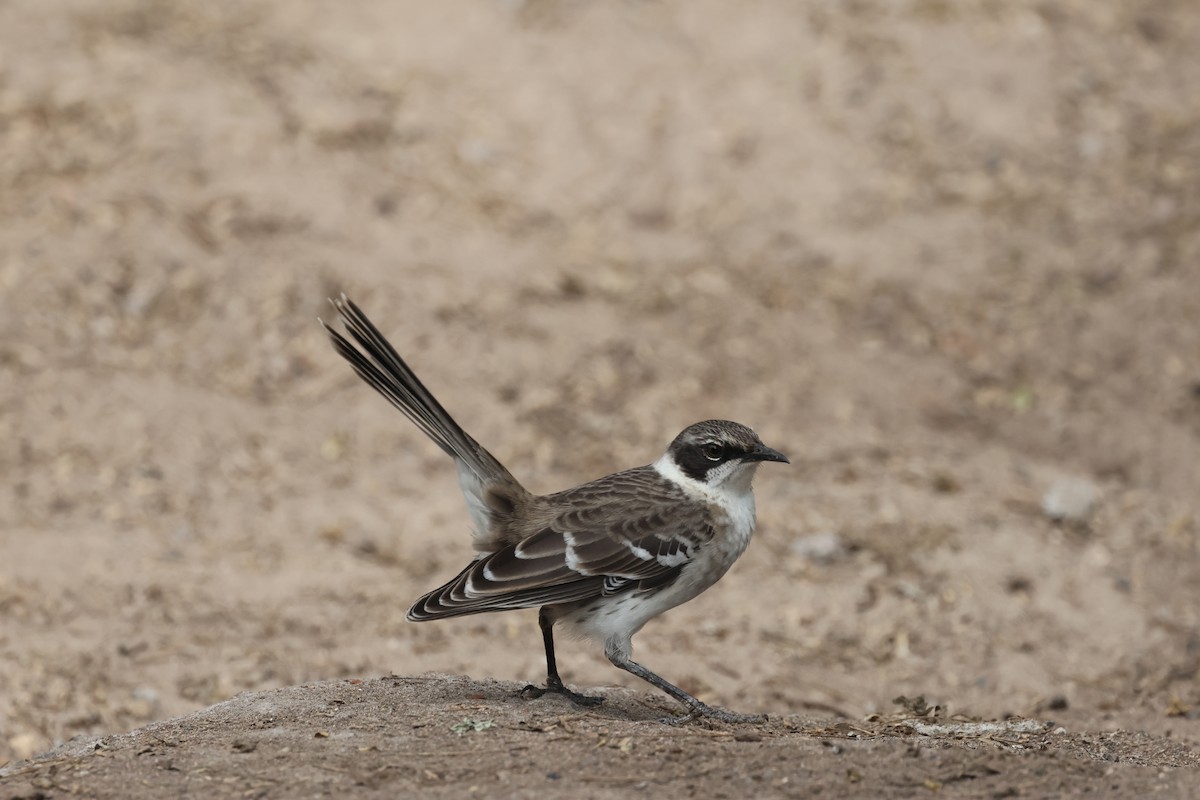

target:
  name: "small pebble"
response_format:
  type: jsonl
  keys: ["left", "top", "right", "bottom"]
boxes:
{"left": 1041, "top": 477, "right": 1101, "bottom": 522}
{"left": 789, "top": 531, "right": 846, "bottom": 564}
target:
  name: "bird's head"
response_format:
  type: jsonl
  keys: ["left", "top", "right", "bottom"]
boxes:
{"left": 664, "top": 419, "right": 789, "bottom": 492}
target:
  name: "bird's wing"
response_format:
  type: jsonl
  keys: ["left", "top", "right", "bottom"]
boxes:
{"left": 408, "top": 472, "right": 714, "bottom": 620}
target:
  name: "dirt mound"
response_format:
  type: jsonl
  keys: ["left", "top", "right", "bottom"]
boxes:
{"left": 3, "top": 674, "right": 1197, "bottom": 799}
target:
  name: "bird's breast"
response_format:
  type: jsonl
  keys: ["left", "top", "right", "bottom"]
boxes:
{"left": 710, "top": 490, "right": 757, "bottom": 563}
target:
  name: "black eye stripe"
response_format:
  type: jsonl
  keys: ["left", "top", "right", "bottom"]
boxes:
{"left": 666, "top": 420, "right": 766, "bottom": 482}
{"left": 675, "top": 442, "right": 750, "bottom": 481}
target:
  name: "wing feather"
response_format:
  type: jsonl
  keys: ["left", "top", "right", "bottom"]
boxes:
{"left": 406, "top": 467, "right": 714, "bottom": 621}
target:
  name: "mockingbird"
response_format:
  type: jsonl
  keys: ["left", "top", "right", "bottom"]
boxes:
{"left": 322, "top": 295, "right": 787, "bottom": 723}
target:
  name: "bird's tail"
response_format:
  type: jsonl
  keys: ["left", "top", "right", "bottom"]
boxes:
{"left": 321, "top": 293, "right": 518, "bottom": 489}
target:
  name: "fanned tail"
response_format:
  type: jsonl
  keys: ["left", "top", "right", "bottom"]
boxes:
{"left": 320, "top": 293, "right": 517, "bottom": 487}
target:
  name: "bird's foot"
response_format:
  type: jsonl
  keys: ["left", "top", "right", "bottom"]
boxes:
{"left": 659, "top": 702, "right": 767, "bottom": 726}
{"left": 520, "top": 677, "right": 604, "bottom": 708}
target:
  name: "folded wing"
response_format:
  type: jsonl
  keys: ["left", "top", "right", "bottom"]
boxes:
{"left": 408, "top": 481, "right": 713, "bottom": 620}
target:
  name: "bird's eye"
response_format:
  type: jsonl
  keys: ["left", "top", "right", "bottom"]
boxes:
{"left": 702, "top": 442, "right": 725, "bottom": 461}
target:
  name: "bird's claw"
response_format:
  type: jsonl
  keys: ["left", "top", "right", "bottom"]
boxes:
{"left": 520, "top": 681, "right": 604, "bottom": 708}
{"left": 659, "top": 703, "right": 767, "bottom": 725}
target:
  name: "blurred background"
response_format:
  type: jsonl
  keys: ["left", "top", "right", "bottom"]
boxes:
{"left": 2, "top": 0, "right": 1198, "bottom": 764}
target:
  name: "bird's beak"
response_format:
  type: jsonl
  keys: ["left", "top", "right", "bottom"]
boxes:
{"left": 743, "top": 443, "right": 790, "bottom": 464}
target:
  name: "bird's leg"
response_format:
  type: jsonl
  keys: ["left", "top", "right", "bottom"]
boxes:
{"left": 605, "top": 642, "right": 767, "bottom": 725}
{"left": 520, "top": 608, "right": 604, "bottom": 707}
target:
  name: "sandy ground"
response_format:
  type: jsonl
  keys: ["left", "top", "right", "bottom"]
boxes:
{"left": 2, "top": 0, "right": 1199, "bottom": 796}
{"left": 3, "top": 676, "right": 1199, "bottom": 799}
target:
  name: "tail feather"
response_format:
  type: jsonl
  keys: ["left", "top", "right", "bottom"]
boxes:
{"left": 406, "top": 558, "right": 605, "bottom": 621}
{"left": 321, "top": 294, "right": 516, "bottom": 487}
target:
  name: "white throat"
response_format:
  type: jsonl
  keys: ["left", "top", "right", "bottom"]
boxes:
{"left": 652, "top": 452, "right": 760, "bottom": 570}
{"left": 653, "top": 453, "right": 760, "bottom": 519}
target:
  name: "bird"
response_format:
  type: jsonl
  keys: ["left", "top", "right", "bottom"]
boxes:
{"left": 320, "top": 294, "right": 788, "bottom": 723}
